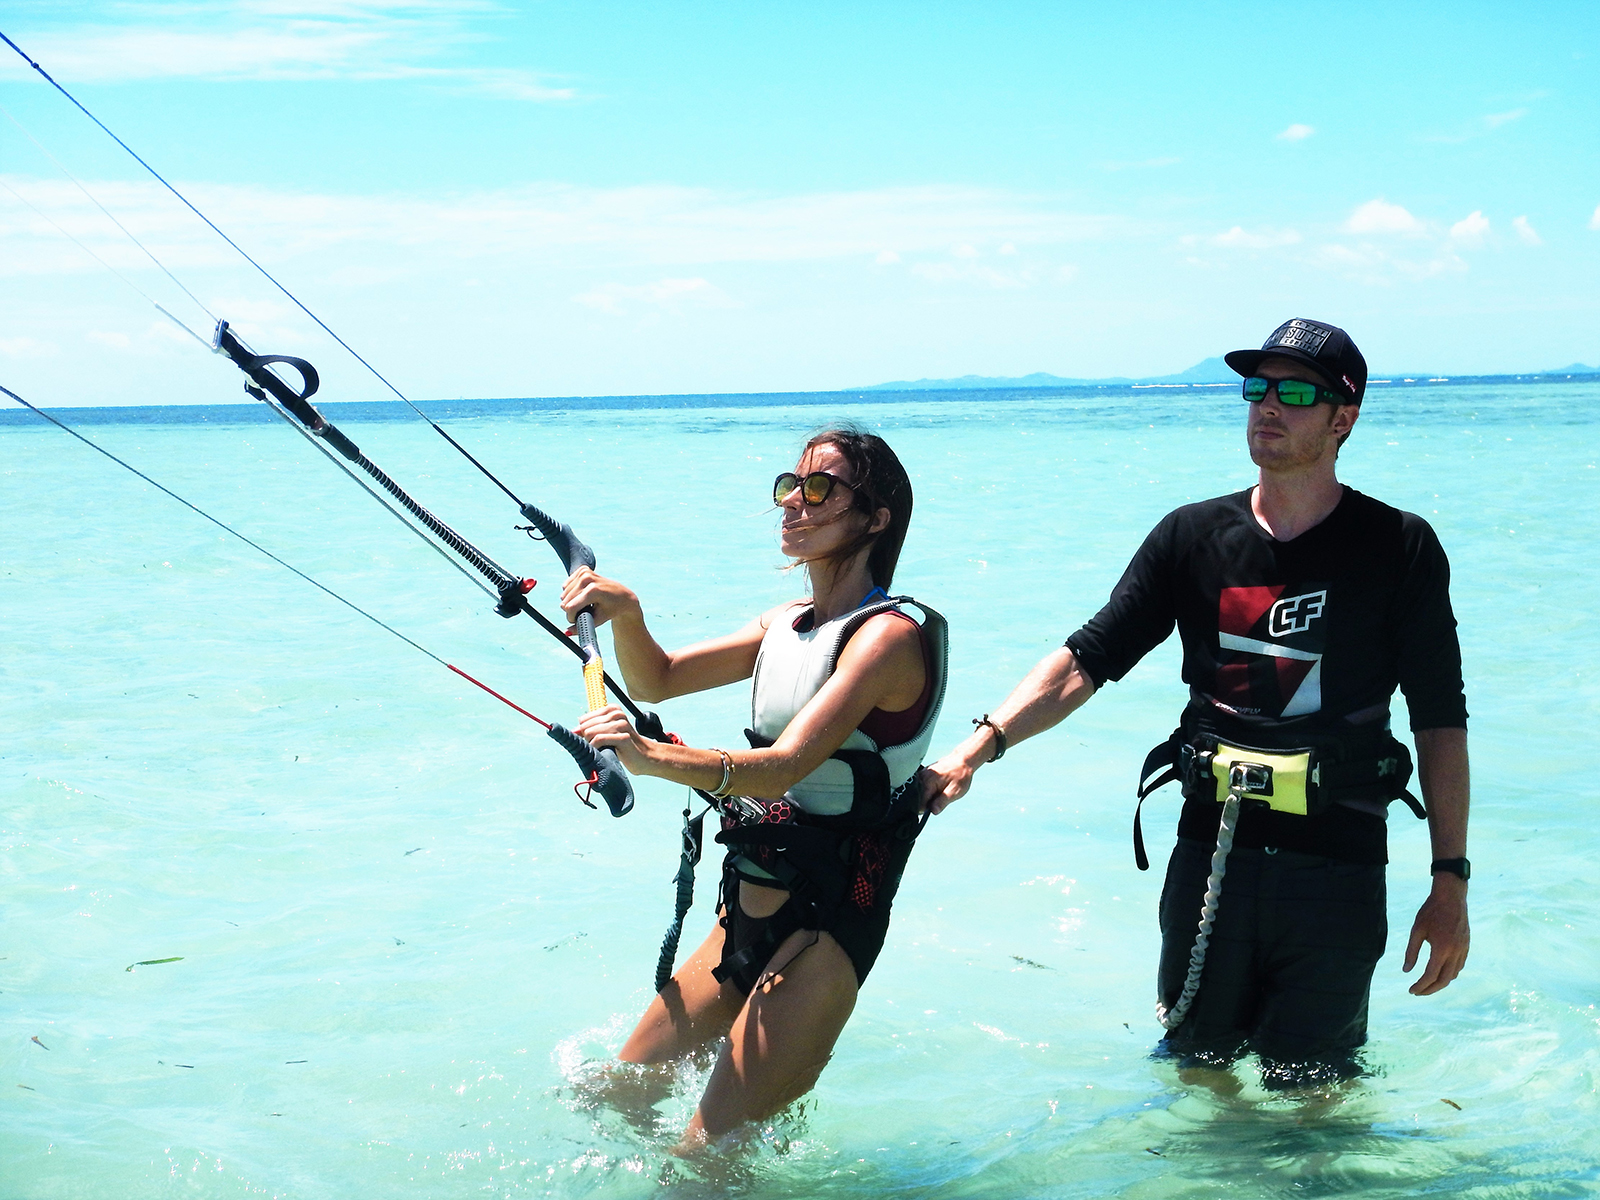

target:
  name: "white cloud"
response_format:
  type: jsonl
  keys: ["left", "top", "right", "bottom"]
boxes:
{"left": 0, "top": 335, "right": 58, "bottom": 358}
{"left": 1590, "top": 204, "right": 1600, "bottom": 231}
{"left": 1512, "top": 215, "right": 1542, "bottom": 245}
{"left": 951, "top": 243, "right": 979, "bottom": 259}
{"left": 1096, "top": 156, "right": 1181, "bottom": 172}
{"left": 1484, "top": 108, "right": 1529, "bottom": 130}
{"left": 1345, "top": 199, "right": 1425, "bottom": 236}
{"left": 1423, "top": 106, "right": 1535, "bottom": 144}
{"left": 1277, "top": 123, "right": 1315, "bottom": 141}
{"left": 874, "top": 249, "right": 901, "bottom": 265}
{"left": 1208, "top": 225, "right": 1302, "bottom": 249}
{"left": 0, "top": 10, "right": 573, "bottom": 99}
{"left": 574, "top": 277, "right": 729, "bottom": 315}
{"left": 0, "top": 176, "right": 1135, "bottom": 280}
{"left": 911, "top": 263, "right": 1015, "bottom": 288}
{"left": 1450, "top": 210, "right": 1490, "bottom": 245}
{"left": 1310, "top": 240, "right": 1467, "bottom": 284}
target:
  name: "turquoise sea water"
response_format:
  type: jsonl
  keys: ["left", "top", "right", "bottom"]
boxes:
{"left": 3, "top": 380, "right": 1598, "bottom": 1197}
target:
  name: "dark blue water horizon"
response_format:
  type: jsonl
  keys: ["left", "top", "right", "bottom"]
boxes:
{"left": 4, "top": 370, "right": 1599, "bottom": 427}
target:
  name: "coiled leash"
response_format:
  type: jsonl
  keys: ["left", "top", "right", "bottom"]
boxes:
{"left": 1155, "top": 760, "right": 1261, "bottom": 1031}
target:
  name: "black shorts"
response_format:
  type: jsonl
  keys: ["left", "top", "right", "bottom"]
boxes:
{"left": 717, "top": 833, "right": 913, "bottom": 995}
{"left": 1157, "top": 837, "right": 1387, "bottom": 1079}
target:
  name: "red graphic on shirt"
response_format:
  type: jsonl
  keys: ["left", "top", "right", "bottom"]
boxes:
{"left": 1219, "top": 586, "right": 1284, "bottom": 637}
{"left": 1214, "top": 583, "right": 1327, "bottom": 717}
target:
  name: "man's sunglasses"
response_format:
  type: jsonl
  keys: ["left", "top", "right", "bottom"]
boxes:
{"left": 1242, "top": 376, "right": 1345, "bottom": 407}
{"left": 773, "top": 471, "right": 854, "bottom": 507}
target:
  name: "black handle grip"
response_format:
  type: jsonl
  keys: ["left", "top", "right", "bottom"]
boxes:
{"left": 518, "top": 502, "right": 597, "bottom": 577}
{"left": 633, "top": 709, "right": 668, "bottom": 742}
{"left": 546, "top": 723, "right": 634, "bottom": 817}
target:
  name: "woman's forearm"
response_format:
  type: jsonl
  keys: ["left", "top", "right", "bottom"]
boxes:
{"left": 605, "top": 606, "right": 676, "bottom": 703}
{"left": 637, "top": 737, "right": 827, "bottom": 800}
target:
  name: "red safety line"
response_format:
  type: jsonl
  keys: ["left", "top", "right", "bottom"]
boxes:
{"left": 447, "top": 664, "right": 552, "bottom": 729}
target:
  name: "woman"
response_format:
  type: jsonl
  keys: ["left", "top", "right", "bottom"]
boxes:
{"left": 566, "top": 426, "right": 946, "bottom": 1150}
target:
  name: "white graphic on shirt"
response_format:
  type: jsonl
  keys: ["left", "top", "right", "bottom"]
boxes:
{"left": 1216, "top": 633, "right": 1323, "bottom": 716}
{"left": 1268, "top": 590, "right": 1328, "bottom": 638}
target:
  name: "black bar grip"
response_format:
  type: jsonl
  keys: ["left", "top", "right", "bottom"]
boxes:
{"left": 518, "top": 501, "right": 596, "bottom": 576}
{"left": 546, "top": 723, "right": 634, "bottom": 817}
{"left": 574, "top": 608, "right": 599, "bottom": 656}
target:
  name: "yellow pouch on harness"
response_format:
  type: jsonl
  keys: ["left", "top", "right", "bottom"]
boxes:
{"left": 1209, "top": 743, "right": 1316, "bottom": 816}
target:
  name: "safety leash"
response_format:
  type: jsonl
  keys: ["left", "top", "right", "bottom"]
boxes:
{"left": 1155, "top": 764, "right": 1250, "bottom": 1031}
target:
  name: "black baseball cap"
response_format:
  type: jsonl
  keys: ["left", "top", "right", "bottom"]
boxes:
{"left": 1224, "top": 318, "right": 1368, "bottom": 404}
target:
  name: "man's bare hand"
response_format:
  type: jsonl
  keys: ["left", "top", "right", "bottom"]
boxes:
{"left": 921, "top": 754, "right": 978, "bottom": 815}
{"left": 1403, "top": 874, "right": 1470, "bottom": 995}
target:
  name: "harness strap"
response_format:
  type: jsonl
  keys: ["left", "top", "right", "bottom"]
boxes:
{"left": 712, "top": 895, "right": 808, "bottom": 987}
{"left": 709, "top": 843, "right": 820, "bottom": 987}
{"left": 653, "top": 802, "right": 706, "bottom": 994}
{"left": 1133, "top": 735, "right": 1184, "bottom": 872}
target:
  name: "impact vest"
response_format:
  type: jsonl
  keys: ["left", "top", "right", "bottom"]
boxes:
{"left": 749, "top": 594, "right": 948, "bottom": 821}
{"left": 707, "top": 594, "right": 949, "bottom": 986}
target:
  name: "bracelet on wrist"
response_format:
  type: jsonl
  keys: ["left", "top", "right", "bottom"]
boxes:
{"left": 972, "top": 715, "right": 1008, "bottom": 763}
{"left": 1430, "top": 856, "right": 1470, "bottom": 881}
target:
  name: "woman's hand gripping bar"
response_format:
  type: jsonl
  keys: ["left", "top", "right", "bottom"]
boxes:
{"left": 517, "top": 501, "right": 635, "bottom": 811}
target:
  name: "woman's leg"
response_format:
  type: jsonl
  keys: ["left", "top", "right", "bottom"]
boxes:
{"left": 619, "top": 914, "right": 746, "bottom": 1064}
{"left": 680, "top": 926, "right": 859, "bottom": 1147}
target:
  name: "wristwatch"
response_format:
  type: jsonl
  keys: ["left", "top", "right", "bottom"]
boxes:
{"left": 1430, "top": 857, "right": 1471, "bottom": 881}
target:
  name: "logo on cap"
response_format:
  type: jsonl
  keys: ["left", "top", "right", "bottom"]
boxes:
{"left": 1266, "top": 319, "right": 1331, "bottom": 357}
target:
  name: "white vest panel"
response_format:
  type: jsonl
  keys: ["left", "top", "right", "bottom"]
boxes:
{"left": 750, "top": 596, "right": 948, "bottom": 816}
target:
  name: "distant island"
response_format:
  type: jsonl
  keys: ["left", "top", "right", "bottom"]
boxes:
{"left": 865, "top": 357, "right": 1598, "bottom": 391}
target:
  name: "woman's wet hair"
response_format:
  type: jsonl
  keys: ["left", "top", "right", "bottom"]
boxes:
{"left": 798, "top": 425, "right": 913, "bottom": 589}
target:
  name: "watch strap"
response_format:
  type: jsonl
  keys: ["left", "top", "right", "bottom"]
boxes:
{"left": 1430, "top": 856, "right": 1470, "bottom": 881}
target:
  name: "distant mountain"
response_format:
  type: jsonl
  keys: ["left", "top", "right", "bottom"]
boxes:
{"left": 1546, "top": 362, "right": 1598, "bottom": 374}
{"left": 865, "top": 356, "right": 1234, "bottom": 391}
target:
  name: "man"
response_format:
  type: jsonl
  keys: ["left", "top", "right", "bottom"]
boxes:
{"left": 924, "top": 318, "right": 1470, "bottom": 1085}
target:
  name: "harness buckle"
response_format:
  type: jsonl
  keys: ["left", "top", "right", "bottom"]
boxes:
{"left": 1228, "top": 759, "right": 1274, "bottom": 796}
{"left": 1179, "top": 742, "right": 1214, "bottom": 786}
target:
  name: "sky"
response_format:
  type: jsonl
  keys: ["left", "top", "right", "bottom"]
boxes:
{"left": 1, "top": 0, "right": 1598, "bottom": 405}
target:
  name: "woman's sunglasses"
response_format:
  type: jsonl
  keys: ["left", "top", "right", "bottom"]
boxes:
{"left": 772, "top": 471, "right": 854, "bottom": 507}
{"left": 1242, "top": 376, "right": 1345, "bottom": 407}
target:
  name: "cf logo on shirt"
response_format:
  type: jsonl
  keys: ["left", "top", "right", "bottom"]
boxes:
{"left": 1268, "top": 590, "right": 1328, "bottom": 637}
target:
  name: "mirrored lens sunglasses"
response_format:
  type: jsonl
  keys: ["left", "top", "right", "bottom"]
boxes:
{"left": 1241, "top": 376, "right": 1344, "bottom": 407}
{"left": 772, "top": 471, "right": 853, "bottom": 507}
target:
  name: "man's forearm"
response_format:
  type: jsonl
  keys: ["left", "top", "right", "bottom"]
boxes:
{"left": 953, "top": 646, "right": 1098, "bottom": 767}
{"left": 1415, "top": 726, "right": 1470, "bottom": 859}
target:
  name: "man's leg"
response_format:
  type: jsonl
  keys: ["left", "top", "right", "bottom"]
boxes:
{"left": 1249, "top": 850, "right": 1387, "bottom": 1088}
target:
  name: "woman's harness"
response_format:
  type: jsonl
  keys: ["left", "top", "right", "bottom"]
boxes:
{"left": 652, "top": 595, "right": 948, "bottom": 993}
{"left": 710, "top": 758, "right": 929, "bottom": 988}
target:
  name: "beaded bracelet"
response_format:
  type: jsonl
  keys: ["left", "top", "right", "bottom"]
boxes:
{"left": 972, "top": 715, "right": 1008, "bottom": 763}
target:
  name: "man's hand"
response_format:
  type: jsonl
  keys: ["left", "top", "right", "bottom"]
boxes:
{"left": 921, "top": 747, "right": 983, "bottom": 815}
{"left": 1402, "top": 873, "right": 1470, "bottom": 995}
